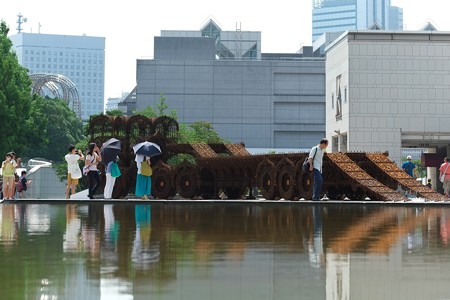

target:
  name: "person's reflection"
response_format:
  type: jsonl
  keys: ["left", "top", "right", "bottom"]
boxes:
{"left": 440, "top": 209, "right": 450, "bottom": 246}
{"left": 104, "top": 204, "right": 119, "bottom": 247}
{"left": 308, "top": 205, "right": 325, "bottom": 269}
{"left": 82, "top": 204, "right": 102, "bottom": 257}
{"left": 63, "top": 204, "right": 81, "bottom": 252}
{"left": 132, "top": 205, "right": 159, "bottom": 269}
{"left": 0, "top": 204, "right": 18, "bottom": 247}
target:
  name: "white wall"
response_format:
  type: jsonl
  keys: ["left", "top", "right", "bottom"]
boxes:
{"left": 326, "top": 31, "right": 450, "bottom": 164}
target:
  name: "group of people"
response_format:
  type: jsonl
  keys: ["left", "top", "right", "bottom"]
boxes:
{"left": 65, "top": 143, "right": 108, "bottom": 199}
{"left": 65, "top": 143, "right": 152, "bottom": 200}
{"left": 1, "top": 152, "right": 30, "bottom": 200}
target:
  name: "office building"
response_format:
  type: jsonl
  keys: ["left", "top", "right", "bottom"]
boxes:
{"left": 10, "top": 33, "right": 105, "bottom": 120}
{"left": 125, "top": 20, "right": 326, "bottom": 149}
{"left": 312, "top": 0, "right": 403, "bottom": 42}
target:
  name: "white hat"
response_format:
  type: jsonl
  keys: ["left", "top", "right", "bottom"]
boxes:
{"left": 407, "top": 155, "right": 412, "bottom": 160}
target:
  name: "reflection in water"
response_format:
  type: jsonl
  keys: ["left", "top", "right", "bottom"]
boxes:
{"left": 1, "top": 203, "right": 450, "bottom": 299}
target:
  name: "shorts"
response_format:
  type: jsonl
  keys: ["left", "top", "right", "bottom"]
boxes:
{"left": 444, "top": 180, "right": 450, "bottom": 193}
{"left": 68, "top": 173, "right": 79, "bottom": 186}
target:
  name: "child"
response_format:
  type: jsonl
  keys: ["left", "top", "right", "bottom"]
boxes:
{"left": 426, "top": 178, "right": 433, "bottom": 190}
{"left": 17, "top": 170, "right": 31, "bottom": 199}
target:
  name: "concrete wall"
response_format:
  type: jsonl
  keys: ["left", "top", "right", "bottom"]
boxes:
{"left": 154, "top": 37, "right": 216, "bottom": 60}
{"left": 136, "top": 58, "right": 325, "bottom": 148}
{"left": 326, "top": 31, "right": 450, "bottom": 164}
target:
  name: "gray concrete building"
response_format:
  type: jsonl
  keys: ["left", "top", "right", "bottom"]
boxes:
{"left": 130, "top": 20, "right": 325, "bottom": 149}
{"left": 325, "top": 30, "right": 450, "bottom": 186}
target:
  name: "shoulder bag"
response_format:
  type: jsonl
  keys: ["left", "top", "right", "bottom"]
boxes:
{"left": 302, "top": 147, "right": 318, "bottom": 173}
{"left": 440, "top": 163, "right": 449, "bottom": 183}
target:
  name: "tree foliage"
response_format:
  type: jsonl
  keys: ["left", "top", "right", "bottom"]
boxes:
{"left": 179, "top": 122, "right": 228, "bottom": 144}
{"left": 0, "top": 20, "right": 33, "bottom": 156}
{"left": 23, "top": 97, "right": 84, "bottom": 162}
{"left": 105, "top": 109, "right": 124, "bottom": 116}
{"left": 0, "top": 21, "right": 85, "bottom": 164}
{"left": 136, "top": 93, "right": 177, "bottom": 119}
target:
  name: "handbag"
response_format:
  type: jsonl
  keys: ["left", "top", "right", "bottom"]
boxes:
{"left": 440, "top": 163, "right": 449, "bottom": 183}
{"left": 141, "top": 160, "right": 152, "bottom": 176}
{"left": 110, "top": 162, "right": 121, "bottom": 178}
{"left": 83, "top": 156, "right": 96, "bottom": 176}
{"left": 302, "top": 147, "right": 318, "bottom": 173}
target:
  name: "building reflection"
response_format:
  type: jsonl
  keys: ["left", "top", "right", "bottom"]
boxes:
{"left": 1, "top": 203, "right": 450, "bottom": 299}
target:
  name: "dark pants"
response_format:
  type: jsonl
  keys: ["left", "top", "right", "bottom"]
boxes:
{"left": 313, "top": 168, "right": 323, "bottom": 200}
{"left": 88, "top": 170, "right": 101, "bottom": 198}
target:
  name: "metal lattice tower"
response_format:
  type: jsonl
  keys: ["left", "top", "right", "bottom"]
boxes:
{"left": 30, "top": 73, "right": 82, "bottom": 118}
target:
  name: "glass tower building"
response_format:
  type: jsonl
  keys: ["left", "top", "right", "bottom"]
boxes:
{"left": 10, "top": 33, "right": 105, "bottom": 121}
{"left": 312, "top": 0, "right": 403, "bottom": 42}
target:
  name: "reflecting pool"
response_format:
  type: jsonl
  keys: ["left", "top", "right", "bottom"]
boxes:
{"left": 1, "top": 203, "right": 450, "bottom": 299}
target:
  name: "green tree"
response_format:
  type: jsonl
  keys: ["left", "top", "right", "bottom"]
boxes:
{"left": 135, "top": 93, "right": 177, "bottom": 119}
{"left": 105, "top": 109, "right": 124, "bottom": 116}
{"left": 0, "top": 21, "right": 33, "bottom": 156}
{"left": 23, "top": 97, "right": 84, "bottom": 162}
{"left": 179, "top": 121, "right": 227, "bottom": 144}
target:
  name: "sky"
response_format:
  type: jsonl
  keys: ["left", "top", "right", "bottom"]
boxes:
{"left": 2, "top": 0, "right": 449, "bottom": 101}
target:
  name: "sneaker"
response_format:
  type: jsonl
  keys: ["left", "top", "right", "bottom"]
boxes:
{"left": 141, "top": 195, "right": 148, "bottom": 200}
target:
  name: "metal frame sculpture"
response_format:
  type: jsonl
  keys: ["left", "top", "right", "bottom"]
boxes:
{"left": 88, "top": 115, "right": 446, "bottom": 201}
{"left": 30, "top": 73, "right": 82, "bottom": 118}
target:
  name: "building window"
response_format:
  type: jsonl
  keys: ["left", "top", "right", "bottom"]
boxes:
{"left": 331, "top": 93, "right": 334, "bottom": 109}
{"left": 344, "top": 87, "right": 347, "bottom": 103}
{"left": 336, "top": 75, "right": 342, "bottom": 120}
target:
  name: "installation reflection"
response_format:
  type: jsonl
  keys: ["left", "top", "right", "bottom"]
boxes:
{"left": 1, "top": 203, "right": 450, "bottom": 299}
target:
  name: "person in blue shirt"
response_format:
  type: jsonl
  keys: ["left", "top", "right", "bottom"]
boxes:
{"left": 402, "top": 155, "right": 417, "bottom": 178}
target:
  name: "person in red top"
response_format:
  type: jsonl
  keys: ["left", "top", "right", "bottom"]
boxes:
{"left": 439, "top": 157, "right": 450, "bottom": 197}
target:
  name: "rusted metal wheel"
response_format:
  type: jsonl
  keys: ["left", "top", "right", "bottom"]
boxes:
{"left": 152, "top": 162, "right": 175, "bottom": 199}
{"left": 200, "top": 169, "right": 217, "bottom": 199}
{"left": 326, "top": 186, "right": 345, "bottom": 200}
{"left": 256, "top": 159, "right": 278, "bottom": 200}
{"left": 297, "top": 172, "right": 313, "bottom": 200}
{"left": 277, "top": 158, "right": 296, "bottom": 200}
{"left": 224, "top": 187, "right": 246, "bottom": 199}
{"left": 174, "top": 163, "right": 199, "bottom": 199}
{"left": 347, "top": 187, "right": 365, "bottom": 200}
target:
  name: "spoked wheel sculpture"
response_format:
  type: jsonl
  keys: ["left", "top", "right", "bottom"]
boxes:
{"left": 277, "top": 157, "right": 297, "bottom": 200}
{"left": 152, "top": 161, "right": 176, "bottom": 199}
{"left": 295, "top": 160, "right": 313, "bottom": 200}
{"left": 256, "top": 159, "right": 278, "bottom": 200}
{"left": 174, "top": 162, "right": 199, "bottom": 199}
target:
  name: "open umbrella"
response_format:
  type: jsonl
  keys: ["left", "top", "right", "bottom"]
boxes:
{"left": 101, "top": 138, "right": 121, "bottom": 164}
{"left": 132, "top": 141, "right": 162, "bottom": 158}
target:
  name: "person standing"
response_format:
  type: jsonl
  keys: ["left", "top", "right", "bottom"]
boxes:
{"left": 65, "top": 145, "right": 84, "bottom": 199}
{"left": 439, "top": 157, "right": 450, "bottom": 197}
{"left": 308, "top": 138, "right": 328, "bottom": 201}
{"left": 2, "top": 153, "right": 15, "bottom": 200}
{"left": 135, "top": 155, "right": 152, "bottom": 200}
{"left": 402, "top": 155, "right": 417, "bottom": 178}
{"left": 17, "top": 170, "right": 31, "bottom": 199}
{"left": 85, "top": 143, "right": 102, "bottom": 199}
{"left": 104, "top": 156, "right": 120, "bottom": 199}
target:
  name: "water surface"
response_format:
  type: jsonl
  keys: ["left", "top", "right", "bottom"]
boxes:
{"left": 1, "top": 203, "right": 449, "bottom": 300}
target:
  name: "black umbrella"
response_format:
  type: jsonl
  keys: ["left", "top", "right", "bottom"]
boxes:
{"left": 133, "top": 141, "right": 162, "bottom": 157}
{"left": 101, "top": 138, "right": 121, "bottom": 164}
